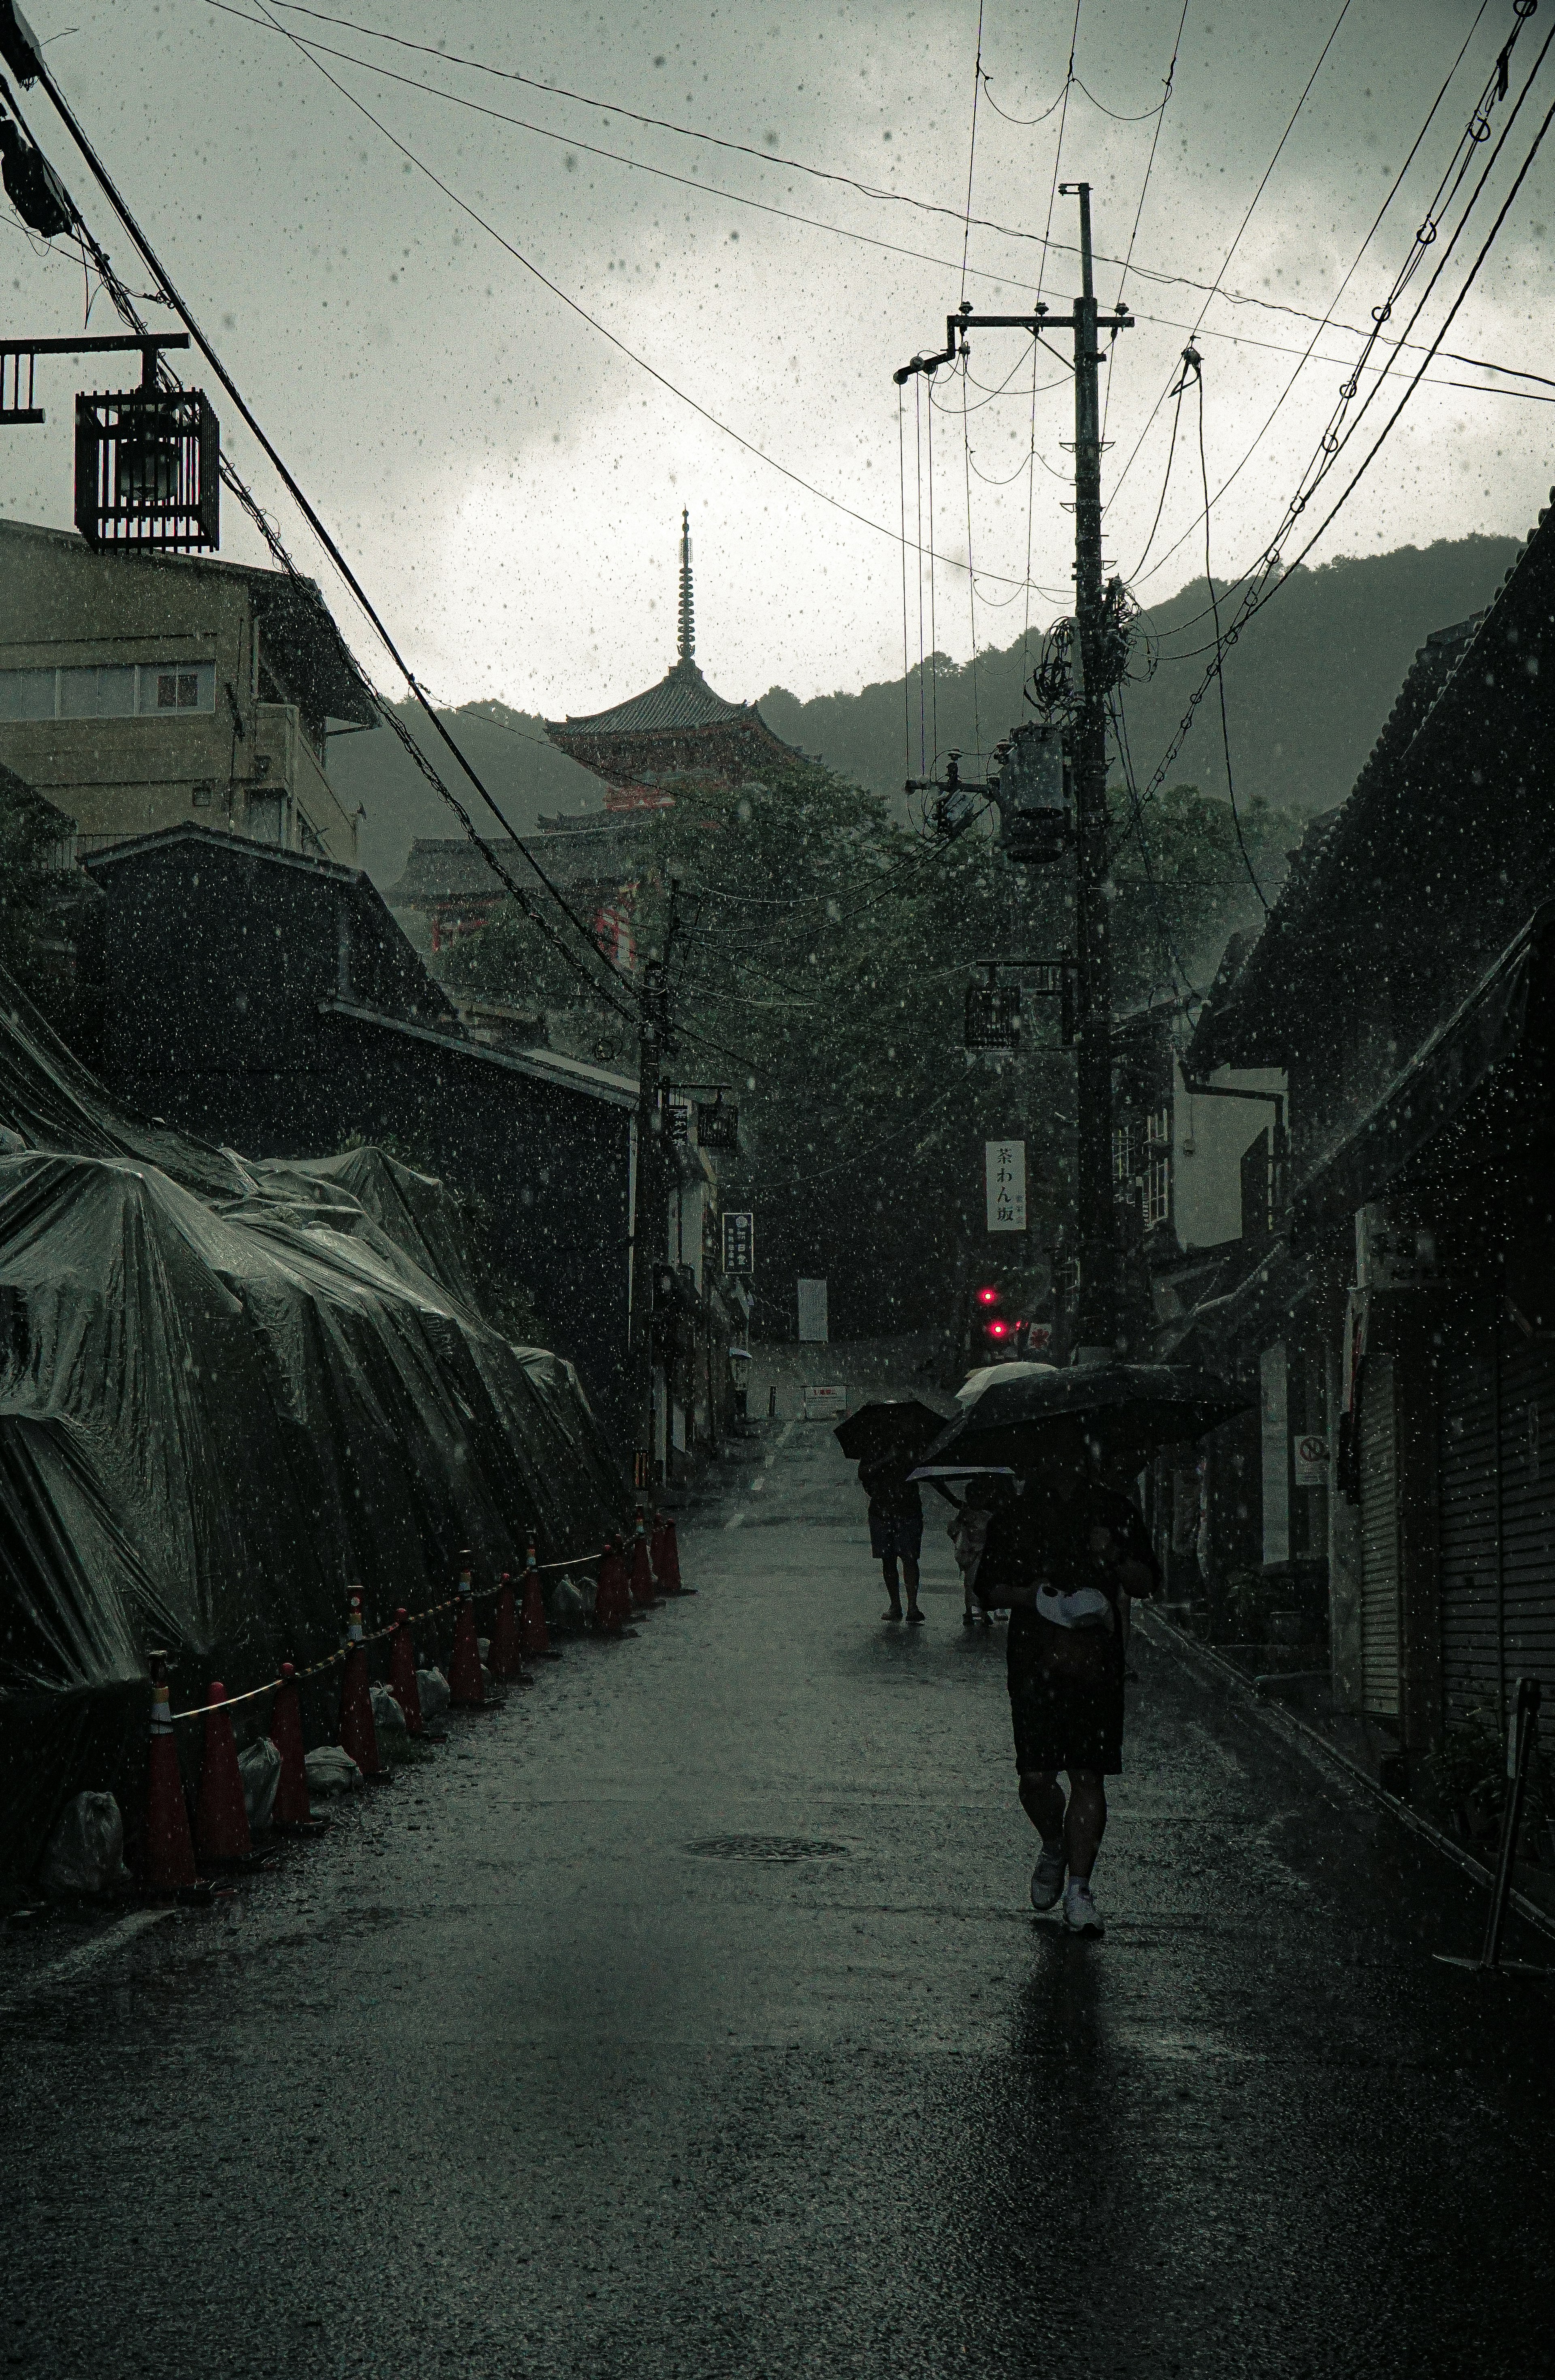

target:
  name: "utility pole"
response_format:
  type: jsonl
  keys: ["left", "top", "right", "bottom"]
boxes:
{"left": 1063, "top": 180, "right": 1118, "bottom": 1361}
{"left": 628, "top": 878, "right": 680, "bottom": 1490}
{"left": 895, "top": 182, "right": 1131, "bottom": 1362}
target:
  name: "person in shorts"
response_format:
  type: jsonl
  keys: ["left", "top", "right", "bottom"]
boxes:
{"left": 857, "top": 1450, "right": 925, "bottom": 1624}
{"left": 975, "top": 1418, "right": 1158, "bottom": 1935}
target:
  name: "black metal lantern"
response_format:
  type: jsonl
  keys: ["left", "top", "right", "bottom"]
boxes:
{"left": 75, "top": 384, "right": 219, "bottom": 551}
{"left": 695, "top": 1095, "right": 739, "bottom": 1151}
{"left": 965, "top": 979, "right": 1021, "bottom": 1051}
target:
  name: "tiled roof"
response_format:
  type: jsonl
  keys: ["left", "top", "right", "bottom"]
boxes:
{"left": 383, "top": 825, "right": 653, "bottom": 908}
{"left": 547, "top": 659, "right": 765, "bottom": 738}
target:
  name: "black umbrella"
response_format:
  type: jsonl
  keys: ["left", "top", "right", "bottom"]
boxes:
{"left": 918, "top": 1362, "right": 1249, "bottom": 1473}
{"left": 833, "top": 1398, "right": 949, "bottom": 1463}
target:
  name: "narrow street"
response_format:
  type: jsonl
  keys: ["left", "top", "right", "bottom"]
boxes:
{"left": 3, "top": 1416, "right": 1552, "bottom": 2380}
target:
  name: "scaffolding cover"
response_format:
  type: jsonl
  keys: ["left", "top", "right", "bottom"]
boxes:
{"left": 0, "top": 981, "right": 624, "bottom": 1875}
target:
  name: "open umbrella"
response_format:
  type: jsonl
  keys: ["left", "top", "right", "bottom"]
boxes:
{"left": 918, "top": 1361, "right": 1248, "bottom": 1473}
{"left": 833, "top": 1398, "right": 948, "bottom": 1463}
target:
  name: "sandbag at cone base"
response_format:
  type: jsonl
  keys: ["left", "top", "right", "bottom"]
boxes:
{"left": 388, "top": 1612, "right": 424, "bottom": 1734}
{"left": 448, "top": 1557, "right": 485, "bottom": 1704}
{"left": 195, "top": 1682, "right": 252, "bottom": 1862}
{"left": 518, "top": 1547, "right": 551, "bottom": 1660}
{"left": 142, "top": 1661, "right": 196, "bottom": 1892}
{"left": 270, "top": 1663, "right": 311, "bottom": 1823}
{"left": 629, "top": 1508, "right": 658, "bottom": 1608}
{"left": 652, "top": 1513, "right": 690, "bottom": 1595}
{"left": 593, "top": 1539, "right": 633, "bottom": 1634}
{"left": 488, "top": 1575, "right": 521, "bottom": 1680}
{"left": 338, "top": 1587, "right": 382, "bottom": 1775}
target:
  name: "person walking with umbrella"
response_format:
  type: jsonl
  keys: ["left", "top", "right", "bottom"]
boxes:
{"left": 919, "top": 1362, "right": 1247, "bottom": 1935}
{"left": 976, "top": 1416, "right": 1158, "bottom": 1934}
{"left": 833, "top": 1399, "right": 946, "bottom": 1628}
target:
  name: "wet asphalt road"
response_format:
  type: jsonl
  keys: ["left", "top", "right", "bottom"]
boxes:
{"left": 3, "top": 1416, "right": 1554, "bottom": 2380}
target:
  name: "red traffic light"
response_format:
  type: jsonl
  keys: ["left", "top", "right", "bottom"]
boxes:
{"left": 975, "top": 1285, "right": 1002, "bottom": 1308}
{"left": 984, "top": 1318, "right": 1012, "bottom": 1341}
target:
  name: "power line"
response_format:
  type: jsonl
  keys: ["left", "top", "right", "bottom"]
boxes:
{"left": 1101, "top": 0, "right": 1189, "bottom": 454}
{"left": 1036, "top": 0, "right": 1083, "bottom": 307}
{"left": 1191, "top": 358, "right": 1267, "bottom": 915}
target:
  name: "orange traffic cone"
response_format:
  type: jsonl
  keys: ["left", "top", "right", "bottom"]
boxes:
{"left": 388, "top": 1609, "right": 424, "bottom": 1735}
{"left": 488, "top": 1571, "right": 522, "bottom": 1680}
{"left": 142, "top": 1652, "right": 196, "bottom": 1893}
{"left": 448, "top": 1551, "right": 486, "bottom": 1705}
{"left": 338, "top": 1586, "right": 381, "bottom": 1775}
{"left": 652, "top": 1511, "right": 692, "bottom": 1595}
{"left": 593, "top": 1536, "right": 633, "bottom": 1635}
{"left": 195, "top": 1681, "right": 252, "bottom": 1863}
{"left": 518, "top": 1540, "right": 554, "bottom": 1660}
{"left": 271, "top": 1661, "right": 311, "bottom": 1824}
{"left": 629, "top": 1506, "right": 659, "bottom": 1609}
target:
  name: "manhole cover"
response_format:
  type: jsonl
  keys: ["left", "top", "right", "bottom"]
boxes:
{"left": 683, "top": 1835, "right": 851, "bottom": 1865}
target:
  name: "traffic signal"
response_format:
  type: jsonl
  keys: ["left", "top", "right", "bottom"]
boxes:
{"left": 975, "top": 1284, "right": 1009, "bottom": 1344}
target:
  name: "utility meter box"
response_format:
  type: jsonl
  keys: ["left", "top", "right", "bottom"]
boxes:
{"left": 992, "top": 722, "right": 1070, "bottom": 864}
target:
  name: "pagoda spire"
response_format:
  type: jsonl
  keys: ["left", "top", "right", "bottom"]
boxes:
{"left": 677, "top": 507, "right": 695, "bottom": 666}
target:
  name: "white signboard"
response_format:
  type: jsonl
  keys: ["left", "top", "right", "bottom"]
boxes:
{"left": 1293, "top": 1433, "right": 1330, "bottom": 1489}
{"left": 802, "top": 1384, "right": 847, "bottom": 1422}
{"left": 985, "top": 1139, "right": 1027, "bottom": 1233}
{"left": 797, "top": 1277, "right": 829, "bottom": 1343}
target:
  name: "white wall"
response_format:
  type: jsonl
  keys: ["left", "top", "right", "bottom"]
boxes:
{"left": 1172, "top": 1059, "right": 1287, "bottom": 1250}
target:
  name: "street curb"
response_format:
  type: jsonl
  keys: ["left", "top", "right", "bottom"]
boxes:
{"left": 1137, "top": 1608, "right": 1555, "bottom": 1949}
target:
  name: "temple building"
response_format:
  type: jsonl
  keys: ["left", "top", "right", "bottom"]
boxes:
{"left": 542, "top": 511, "right": 794, "bottom": 811}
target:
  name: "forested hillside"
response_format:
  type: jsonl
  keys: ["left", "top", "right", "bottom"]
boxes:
{"left": 335, "top": 534, "right": 1522, "bottom": 890}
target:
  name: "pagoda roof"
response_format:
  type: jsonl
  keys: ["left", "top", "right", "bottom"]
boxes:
{"left": 547, "top": 658, "right": 767, "bottom": 741}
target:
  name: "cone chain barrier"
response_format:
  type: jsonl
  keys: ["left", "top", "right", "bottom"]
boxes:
{"left": 448, "top": 1552, "right": 486, "bottom": 1705}
{"left": 652, "top": 1512, "right": 690, "bottom": 1596}
{"left": 388, "top": 1609, "right": 424, "bottom": 1735}
{"left": 594, "top": 1536, "right": 632, "bottom": 1635}
{"left": 142, "top": 1655, "right": 196, "bottom": 1893}
{"left": 338, "top": 1586, "right": 382, "bottom": 1775}
{"left": 195, "top": 1681, "right": 252, "bottom": 1863}
{"left": 488, "top": 1571, "right": 521, "bottom": 1681}
{"left": 629, "top": 1507, "right": 658, "bottom": 1609}
{"left": 271, "top": 1662, "right": 311, "bottom": 1823}
{"left": 519, "top": 1540, "right": 552, "bottom": 1660}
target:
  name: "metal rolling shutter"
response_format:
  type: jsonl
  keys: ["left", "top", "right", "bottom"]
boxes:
{"left": 1439, "top": 1349, "right": 1501, "bottom": 1725}
{"left": 1359, "top": 1352, "right": 1400, "bottom": 1719}
{"left": 1495, "top": 1340, "right": 1555, "bottom": 1707}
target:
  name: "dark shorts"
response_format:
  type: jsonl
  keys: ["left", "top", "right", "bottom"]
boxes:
{"left": 1007, "top": 1620, "right": 1125, "bottom": 1775}
{"left": 869, "top": 1507, "right": 923, "bottom": 1563}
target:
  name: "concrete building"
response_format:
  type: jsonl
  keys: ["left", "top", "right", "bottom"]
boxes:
{"left": 0, "top": 516, "right": 376, "bottom": 860}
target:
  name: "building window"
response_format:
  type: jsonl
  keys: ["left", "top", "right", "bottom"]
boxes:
{"left": 0, "top": 661, "right": 216, "bottom": 720}
{"left": 1114, "top": 1105, "right": 1171, "bottom": 1226}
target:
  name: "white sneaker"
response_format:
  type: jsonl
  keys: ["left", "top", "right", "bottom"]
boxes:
{"left": 1063, "top": 1878, "right": 1104, "bottom": 1937}
{"left": 1029, "top": 1846, "right": 1066, "bottom": 1912}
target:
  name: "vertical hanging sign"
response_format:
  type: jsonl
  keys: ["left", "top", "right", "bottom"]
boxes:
{"left": 985, "top": 1140, "right": 1027, "bottom": 1233}
{"left": 797, "top": 1278, "right": 829, "bottom": 1343}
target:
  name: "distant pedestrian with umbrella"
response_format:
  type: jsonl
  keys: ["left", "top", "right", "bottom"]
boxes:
{"left": 833, "top": 1398, "right": 947, "bottom": 1628}
{"left": 926, "top": 1361, "right": 1247, "bottom": 1936}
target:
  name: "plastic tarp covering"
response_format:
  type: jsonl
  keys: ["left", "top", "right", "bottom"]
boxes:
{"left": 0, "top": 981, "right": 624, "bottom": 1877}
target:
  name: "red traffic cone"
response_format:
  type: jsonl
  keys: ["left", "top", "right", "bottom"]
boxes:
{"left": 338, "top": 1586, "right": 381, "bottom": 1776}
{"left": 195, "top": 1681, "right": 252, "bottom": 1863}
{"left": 271, "top": 1662, "right": 311, "bottom": 1824}
{"left": 652, "top": 1511, "right": 692, "bottom": 1596}
{"left": 629, "top": 1506, "right": 659, "bottom": 1609}
{"left": 518, "top": 1540, "right": 553, "bottom": 1660}
{"left": 448, "top": 1552, "right": 486, "bottom": 1705}
{"left": 594, "top": 1536, "right": 633, "bottom": 1635}
{"left": 488, "top": 1571, "right": 522, "bottom": 1681}
{"left": 388, "top": 1609, "right": 424, "bottom": 1735}
{"left": 142, "top": 1652, "right": 196, "bottom": 1893}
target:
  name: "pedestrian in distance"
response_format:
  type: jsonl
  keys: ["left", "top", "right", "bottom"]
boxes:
{"left": 946, "top": 1473, "right": 1012, "bottom": 1627}
{"left": 975, "top": 1416, "right": 1159, "bottom": 1937}
{"left": 857, "top": 1447, "right": 925, "bottom": 1624}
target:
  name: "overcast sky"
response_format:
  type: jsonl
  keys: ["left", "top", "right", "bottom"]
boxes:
{"left": 3, "top": 0, "right": 1551, "bottom": 720}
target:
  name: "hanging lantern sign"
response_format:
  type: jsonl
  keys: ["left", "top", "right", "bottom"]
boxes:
{"left": 696, "top": 1096, "right": 739, "bottom": 1150}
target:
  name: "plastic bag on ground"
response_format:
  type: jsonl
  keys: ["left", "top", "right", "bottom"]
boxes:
{"left": 304, "top": 1743, "right": 362, "bottom": 1796}
{"left": 38, "top": 1790, "right": 127, "bottom": 1897}
{"left": 237, "top": 1737, "right": 281, "bottom": 1834}
{"left": 416, "top": 1667, "right": 451, "bottom": 1722}
{"left": 370, "top": 1682, "right": 407, "bottom": 1737}
{"left": 550, "top": 1575, "right": 587, "bottom": 1630}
